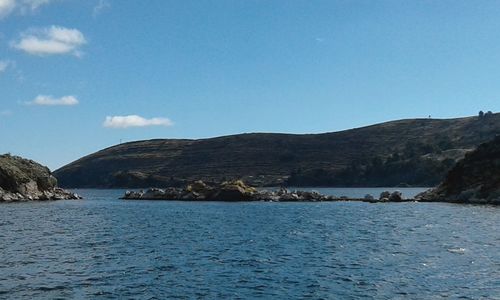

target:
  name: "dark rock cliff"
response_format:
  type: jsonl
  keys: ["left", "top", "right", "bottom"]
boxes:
{"left": 0, "top": 154, "right": 80, "bottom": 202}
{"left": 417, "top": 136, "right": 500, "bottom": 204}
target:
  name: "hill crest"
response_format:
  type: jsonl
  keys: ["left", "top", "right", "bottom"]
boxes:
{"left": 54, "top": 113, "right": 500, "bottom": 188}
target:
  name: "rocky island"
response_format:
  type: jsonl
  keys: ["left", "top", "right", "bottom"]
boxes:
{"left": 122, "top": 180, "right": 409, "bottom": 203}
{"left": 0, "top": 154, "right": 81, "bottom": 202}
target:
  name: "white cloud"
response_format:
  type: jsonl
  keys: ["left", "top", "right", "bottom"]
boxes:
{"left": 12, "top": 26, "right": 86, "bottom": 56}
{"left": 28, "top": 95, "right": 79, "bottom": 106}
{"left": 0, "top": 60, "right": 10, "bottom": 72}
{"left": 93, "top": 0, "right": 110, "bottom": 17}
{"left": 0, "top": 60, "right": 23, "bottom": 80}
{"left": 0, "top": 0, "right": 15, "bottom": 19}
{"left": 103, "top": 115, "right": 174, "bottom": 129}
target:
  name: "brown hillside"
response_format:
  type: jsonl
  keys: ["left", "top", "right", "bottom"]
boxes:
{"left": 54, "top": 113, "right": 500, "bottom": 188}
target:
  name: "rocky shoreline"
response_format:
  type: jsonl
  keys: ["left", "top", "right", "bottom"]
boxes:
{"left": 123, "top": 136, "right": 500, "bottom": 205}
{"left": 0, "top": 154, "right": 81, "bottom": 202}
{"left": 122, "top": 180, "right": 412, "bottom": 203}
{"left": 415, "top": 137, "right": 500, "bottom": 205}
{"left": 0, "top": 187, "right": 81, "bottom": 202}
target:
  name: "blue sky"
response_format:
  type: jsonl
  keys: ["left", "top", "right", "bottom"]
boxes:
{"left": 1, "top": 0, "right": 500, "bottom": 170}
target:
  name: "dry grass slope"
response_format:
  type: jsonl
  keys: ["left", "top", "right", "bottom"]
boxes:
{"left": 54, "top": 113, "right": 500, "bottom": 188}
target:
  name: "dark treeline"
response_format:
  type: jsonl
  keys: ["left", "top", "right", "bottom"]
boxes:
{"left": 286, "top": 140, "right": 459, "bottom": 187}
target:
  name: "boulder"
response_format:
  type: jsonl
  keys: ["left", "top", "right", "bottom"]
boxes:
{"left": 142, "top": 188, "right": 167, "bottom": 199}
{"left": 186, "top": 180, "right": 214, "bottom": 199}
{"left": 209, "top": 180, "right": 257, "bottom": 201}
{"left": 277, "top": 192, "right": 300, "bottom": 202}
{"left": 364, "top": 194, "right": 374, "bottom": 201}
{"left": 389, "top": 191, "right": 403, "bottom": 202}
{"left": 296, "top": 190, "right": 323, "bottom": 201}
{"left": 379, "top": 191, "right": 391, "bottom": 201}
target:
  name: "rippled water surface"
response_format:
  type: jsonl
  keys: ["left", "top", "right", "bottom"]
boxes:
{"left": 0, "top": 188, "right": 499, "bottom": 299}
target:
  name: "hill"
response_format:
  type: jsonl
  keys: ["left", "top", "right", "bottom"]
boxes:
{"left": 417, "top": 136, "right": 500, "bottom": 204}
{"left": 54, "top": 113, "right": 500, "bottom": 188}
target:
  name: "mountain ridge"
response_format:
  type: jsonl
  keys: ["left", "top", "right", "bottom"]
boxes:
{"left": 54, "top": 113, "right": 500, "bottom": 188}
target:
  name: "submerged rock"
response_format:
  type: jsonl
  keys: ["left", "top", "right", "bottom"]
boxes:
{"left": 0, "top": 154, "right": 81, "bottom": 202}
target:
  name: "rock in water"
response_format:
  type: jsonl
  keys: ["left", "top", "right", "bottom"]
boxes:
{"left": 0, "top": 154, "right": 81, "bottom": 202}
{"left": 209, "top": 180, "right": 257, "bottom": 201}
{"left": 122, "top": 180, "right": 335, "bottom": 202}
{"left": 389, "top": 191, "right": 403, "bottom": 202}
{"left": 379, "top": 191, "right": 391, "bottom": 201}
{"left": 417, "top": 136, "right": 500, "bottom": 204}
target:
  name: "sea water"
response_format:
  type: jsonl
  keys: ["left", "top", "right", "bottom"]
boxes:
{"left": 0, "top": 188, "right": 498, "bottom": 299}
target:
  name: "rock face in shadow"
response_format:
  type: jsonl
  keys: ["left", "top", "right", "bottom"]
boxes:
{"left": 0, "top": 154, "right": 81, "bottom": 202}
{"left": 417, "top": 136, "right": 500, "bottom": 204}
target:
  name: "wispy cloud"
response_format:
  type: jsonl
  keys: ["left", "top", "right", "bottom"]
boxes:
{"left": 27, "top": 95, "right": 79, "bottom": 106}
{"left": 0, "top": 60, "right": 23, "bottom": 80}
{"left": 22, "top": 0, "right": 53, "bottom": 12}
{"left": 0, "top": 0, "right": 15, "bottom": 19}
{"left": 93, "top": 0, "right": 110, "bottom": 17}
{"left": 11, "top": 26, "right": 86, "bottom": 56}
{"left": 0, "top": 59, "right": 11, "bottom": 72}
{"left": 103, "top": 115, "right": 174, "bottom": 129}
{"left": 0, "top": 109, "right": 13, "bottom": 116}
{"left": 0, "top": 0, "right": 55, "bottom": 19}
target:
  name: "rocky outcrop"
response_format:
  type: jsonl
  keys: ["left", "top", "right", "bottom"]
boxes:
{"left": 361, "top": 191, "right": 406, "bottom": 203}
{"left": 122, "top": 180, "right": 413, "bottom": 203}
{"left": 417, "top": 137, "right": 500, "bottom": 204}
{"left": 0, "top": 154, "right": 81, "bottom": 202}
{"left": 122, "top": 180, "right": 338, "bottom": 202}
